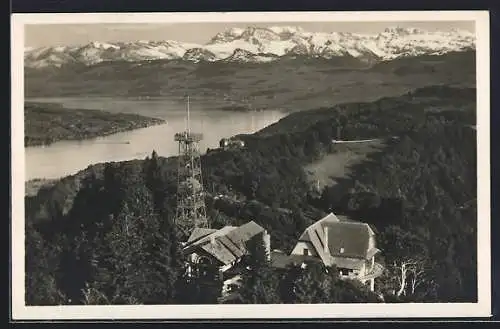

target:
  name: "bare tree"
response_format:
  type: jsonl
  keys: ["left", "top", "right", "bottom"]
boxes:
{"left": 81, "top": 283, "right": 110, "bottom": 305}
{"left": 408, "top": 261, "right": 427, "bottom": 295}
{"left": 392, "top": 257, "right": 428, "bottom": 297}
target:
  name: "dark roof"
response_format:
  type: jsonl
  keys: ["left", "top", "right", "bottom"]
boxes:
{"left": 217, "top": 235, "right": 244, "bottom": 258}
{"left": 201, "top": 237, "right": 240, "bottom": 265}
{"left": 186, "top": 226, "right": 236, "bottom": 246}
{"left": 225, "top": 221, "right": 265, "bottom": 250}
{"left": 324, "top": 221, "right": 371, "bottom": 259}
{"left": 184, "top": 221, "right": 266, "bottom": 265}
{"left": 298, "top": 213, "right": 376, "bottom": 261}
{"left": 187, "top": 228, "right": 217, "bottom": 243}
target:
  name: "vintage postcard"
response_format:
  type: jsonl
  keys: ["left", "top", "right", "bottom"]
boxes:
{"left": 11, "top": 11, "right": 491, "bottom": 320}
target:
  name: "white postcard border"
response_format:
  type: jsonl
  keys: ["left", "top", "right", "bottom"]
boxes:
{"left": 11, "top": 10, "right": 491, "bottom": 320}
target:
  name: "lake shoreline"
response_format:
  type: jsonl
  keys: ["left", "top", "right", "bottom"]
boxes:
{"left": 24, "top": 102, "right": 166, "bottom": 147}
{"left": 25, "top": 119, "right": 166, "bottom": 147}
{"left": 24, "top": 98, "right": 286, "bottom": 183}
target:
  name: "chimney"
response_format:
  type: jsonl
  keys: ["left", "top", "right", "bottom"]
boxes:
{"left": 263, "top": 231, "right": 271, "bottom": 261}
{"left": 323, "top": 225, "right": 329, "bottom": 254}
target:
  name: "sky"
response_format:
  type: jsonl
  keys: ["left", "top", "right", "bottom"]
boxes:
{"left": 25, "top": 21, "right": 475, "bottom": 48}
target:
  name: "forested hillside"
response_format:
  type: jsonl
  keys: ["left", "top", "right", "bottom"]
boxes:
{"left": 25, "top": 85, "right": 477, "bottom": 304}
{"left": 24, "top": 102, "right": 164, "bottom": 147}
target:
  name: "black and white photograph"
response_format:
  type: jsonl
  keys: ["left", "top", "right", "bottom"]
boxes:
{"left": 11, "top": 11, "right": 491, "bottom": 319}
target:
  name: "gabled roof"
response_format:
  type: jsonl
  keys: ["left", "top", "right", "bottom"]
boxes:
{"left": 184, "top": 221, "right": 267, "bottom": 266}
{"left": 298, "top": 213, "right": 377, "bottom": 261}
{"left": 298, "top": 212, "right": 340, "bottom": 240}
{"left": 324, "top": 221, "right": 372, "bottom": 259}
{"left": 225, "top": 221, "right": 266, "bottom": 249}
{"left": 307, "top": 224, "right": 331, "bottom": 266}
{"left": 200, "top": 238, "right": 240, "bottom": 265}
{"left": 186, "top": 226, "right": 237, "bottom": 246}
{"left": 187, "top": 228, "right": 217, "bottom": 244}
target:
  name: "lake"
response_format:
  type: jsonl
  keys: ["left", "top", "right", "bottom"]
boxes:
{"left": 24, "top": 97, "right": 287, "bottom": 181}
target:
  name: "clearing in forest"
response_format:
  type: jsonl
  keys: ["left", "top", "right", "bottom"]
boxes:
{"left": 305, "top": 139, "right": 387, "bottom": 191}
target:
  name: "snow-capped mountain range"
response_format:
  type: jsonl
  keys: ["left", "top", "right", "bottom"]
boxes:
{"left": 24, "top": 26, "right": 475, "bottom": 68}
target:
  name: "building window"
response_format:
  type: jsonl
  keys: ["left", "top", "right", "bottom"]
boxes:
{"left": 303, "top": 248, "right": 309, "bottom": 256}
{"left": 339, "top": 268, "right": 350, "bottom": 276}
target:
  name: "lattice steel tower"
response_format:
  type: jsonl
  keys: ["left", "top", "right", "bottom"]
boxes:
{"left": 174, "top": 96, "right": 209, "bottom": 236}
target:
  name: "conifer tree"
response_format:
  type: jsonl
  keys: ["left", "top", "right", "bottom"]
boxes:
{"left": 25, "top": 221, "right": 67, "bottom": 305}
{"left": 237, "top": 234, "right": 281, "bottom": 304}
{"left": 288, "top": 262, "right": 333, "bottom": 303}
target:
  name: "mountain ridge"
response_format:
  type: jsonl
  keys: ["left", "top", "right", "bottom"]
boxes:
{"left": 24, "top": 25, "right": 475, "bottom": 68}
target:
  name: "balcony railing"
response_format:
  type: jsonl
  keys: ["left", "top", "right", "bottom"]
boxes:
{"left": 358, "top": 262, "right": 384, "bottom": 281}
{"left": 338, "top": 263, "right": 384, "bottom": 282}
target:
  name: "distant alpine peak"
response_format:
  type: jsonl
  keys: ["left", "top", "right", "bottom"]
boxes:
{"left": 25, "top": 25, "right": 476, "bottom": 68}
{"left": 232, "top": 48, "right": 254, "bottom": 56}
{"left": 224, "top": 48, "right": 255, "bottom": 62}
{"left": 85, "top": 41, "right": 119, "bottom": 50}
{"left": 267, "top": 26, "right": 305, "bottom": 34}
{"left": 182, "top": 47, "right": 217, "bottom": 63}
{"left": 208, "top": 27, "right": 245, "bottom": 44}
{"left": 381, "top": 26, "right": 474, "bottom": 38}
{"left": 207, "top": 25, "right": 297, "bottom": 44}
{"left": 382, "top": 26, "right": 425, "bottom": 35}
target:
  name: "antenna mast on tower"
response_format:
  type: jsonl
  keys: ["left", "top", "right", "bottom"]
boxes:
{"left": 174, "top": 96, "right": 209, "bottom": 236}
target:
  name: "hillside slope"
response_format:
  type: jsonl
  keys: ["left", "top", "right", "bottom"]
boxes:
{"left": 25, "top": 85, "right": 477, "bottom": 304}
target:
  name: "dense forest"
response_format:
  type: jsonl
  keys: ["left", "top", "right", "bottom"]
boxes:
{"left": 25, "top": 85, "right": 477, "bottom": 305}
